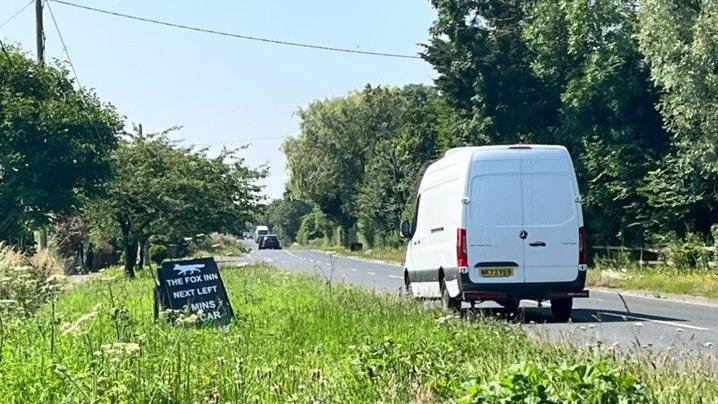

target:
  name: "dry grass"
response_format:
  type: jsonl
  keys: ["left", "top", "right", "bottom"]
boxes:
{"left": 0, "top": 244, "right": 65, "bottom": 316}
{"left": 588, "top": 266, "right": 718, "bottom": 299}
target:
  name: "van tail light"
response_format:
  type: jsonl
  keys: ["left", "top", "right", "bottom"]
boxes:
{"left": 457, "top": 228, "right": 468, "bottom": 270}
{"left": 578, "top": 226, "right": 587, "bottom": 266}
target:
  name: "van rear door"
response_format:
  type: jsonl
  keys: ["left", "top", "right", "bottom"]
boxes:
{"left": 521, "top": 152, "right": 580, "bottom": 283}
{"left": 466, "top": 158, "right": 525, "bottom": 284}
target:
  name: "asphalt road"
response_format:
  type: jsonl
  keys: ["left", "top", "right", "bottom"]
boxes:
{"left": 231, "top": 242, "right": 718, "bottom": 357}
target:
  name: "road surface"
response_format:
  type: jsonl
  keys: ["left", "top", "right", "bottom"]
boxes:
{"left": 228, "top": 243, "right": 717, "bottom": 357}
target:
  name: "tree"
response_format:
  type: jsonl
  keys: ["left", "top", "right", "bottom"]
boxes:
{"left": 262, "top": 198, "right": 312, "bottom": 244}
{"left": 0, "top": 47, "right": 122, "bottom": 243}
{"left": 523, "top": 0, "right": 669, "bottom": 244}
{"left": 284, "top": 86, "right": 405, "bottom": 246}
{"left": 422, "top": 0, "right": 561, "bottom": 145}
{"left": 357, "top": 86, "right": 450, "bottom": 245}
{"left": 638, "top": 0, "right": 718, "bottom": 235}
{"left": 423, "top": 0, "right": 670, "bottom": 245}
{"left": 88, "top": 132, "right": 264, "bottom": 277}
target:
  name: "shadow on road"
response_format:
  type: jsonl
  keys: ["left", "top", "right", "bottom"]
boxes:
{"left": 464, "top": 307, "right": 689, "bottom": 325}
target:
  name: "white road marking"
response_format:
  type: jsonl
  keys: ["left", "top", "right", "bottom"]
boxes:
{"left": 387, "top": 275, "right": 403, "bottom": 279}
{"left": 598, "top": 311, "right": 709, "bottom": 331}
{"left": 368, "top": 272, "right": 376, "bottom": 275}
{"left": 284, "top": 250, "right": 301, "bottom": 259}
{"left": 350, "top": 268, "right": 358, "bottom": 272}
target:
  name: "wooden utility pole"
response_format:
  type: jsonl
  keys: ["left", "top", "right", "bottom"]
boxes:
{"left": 35, "top": 0, "right": 44, "bottom": 65}
{"left": 37, "top": 0, "right": 47, "bottom": 250}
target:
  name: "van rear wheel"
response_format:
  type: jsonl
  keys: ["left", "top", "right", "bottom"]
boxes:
{"left": 440, "top": 279, "right": 459, "bottom": 311}
{"left": 550, "top": 298, "right": 573, "bottom": 322}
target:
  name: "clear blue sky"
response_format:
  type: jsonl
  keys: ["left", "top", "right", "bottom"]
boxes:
{"left": 0, "top": 1, "right": 437, "bottom": 199}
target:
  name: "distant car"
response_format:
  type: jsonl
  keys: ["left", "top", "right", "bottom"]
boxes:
{"left": 258, "top": 234, "right": 281, "bottom": 250}
{"left": 255, "top": 225, "right": 269, "bottom": 242}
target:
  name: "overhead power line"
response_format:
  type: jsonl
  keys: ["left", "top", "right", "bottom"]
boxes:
{"left": 0, "top": 0, "right": 34, "bottom": 29}
{"left": 43, "top": 0, "right": 110, "bottom": 153}
{"left": 49, "top": 0, "right": 422, "bottom": 60}
{"left": 45, "top": 0, "right": 81, "bottom": 87}
{"left": 192, "top": 136, "right": 288, "bottom": 146}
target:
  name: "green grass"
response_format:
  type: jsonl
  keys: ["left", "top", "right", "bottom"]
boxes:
{"left": 588, "top": 264, "right": 718, "bottom": 299}
{"left": 0, "top": 265, "right": 716, "bottom": 402}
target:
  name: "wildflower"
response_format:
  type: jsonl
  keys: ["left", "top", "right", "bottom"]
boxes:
{"left": 436, "top": 314, "right": 454, "bottom": 324}
{"left": 101, "top": 342, "right": 141, "bottom": 358}
{"left": 61, "top": 304, "right": 101, "bottom": 336}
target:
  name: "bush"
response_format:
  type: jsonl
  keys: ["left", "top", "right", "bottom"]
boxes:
{"left": 297, "top": 209, "right": 334, "bottom": 244}
{"left": 0, "top": 244, "right": 64, "bottom": 317}
{"left": 148, "top": 244, "right": 168, "bottom": 265}
{"left": 660, "top": 232, "right": 711, "bottom": 271}
{"left": 460, "top": 359, "right": 651, "bottom": 403}
{"left": 185, "top": 233, "right": 248, "bottom": 257}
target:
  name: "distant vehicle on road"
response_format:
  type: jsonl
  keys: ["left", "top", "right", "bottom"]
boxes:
{"left": 258, "top": 234, "right": 281, "bottom": 250}
{"left": 254, "top": 225, "right": 269, "bottom": 243}
{"left": 400, "top": 145, "right": 587, "bottom": 321}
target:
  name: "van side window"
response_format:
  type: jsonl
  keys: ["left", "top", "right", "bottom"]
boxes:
{"left": 411, "top": 195, "right": 420, "bottom": 235}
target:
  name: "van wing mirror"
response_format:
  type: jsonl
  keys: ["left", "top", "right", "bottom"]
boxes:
{"left": 399, "top": 220, "right": 412, "bottom": 239}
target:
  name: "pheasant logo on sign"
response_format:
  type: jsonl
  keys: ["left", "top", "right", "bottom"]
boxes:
{"left": 173, "top": 263, "right": 204, "bottom": 276}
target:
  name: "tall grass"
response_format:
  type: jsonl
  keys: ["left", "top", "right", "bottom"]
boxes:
{"left": 0, "top": 244, "right": 64, "bottom": 317}
{"left": 588, "top": 263, "right": 718, "bottom": 299}
{"left": 0, "top": 265, "right": 715, "bottom": 402}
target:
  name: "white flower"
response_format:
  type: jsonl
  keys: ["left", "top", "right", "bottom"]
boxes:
{"left": 101, "top": 342, "right": 141, "bottom": 357}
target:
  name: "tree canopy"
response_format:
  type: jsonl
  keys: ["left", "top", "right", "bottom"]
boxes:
{"left": 0, "top": 48, "right": 122, "bottom": 243}
{"left": 88, "top": 131, "right": 264, "bottom": 276}
{"left": 282, "top": 0, "right": 718, "bottom": 251}
{"left": 284, "top": 85, "right": 455, "bottom": 246}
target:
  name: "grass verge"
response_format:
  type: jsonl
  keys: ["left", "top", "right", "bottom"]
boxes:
{"left": 296, "top": 243, "right": 406, "bottom": 265}
{"left": 588, "top": 266, "right": 718, "bottom": 300}
{"left": 0, "top": 265, "right": 715, "bottom": 402}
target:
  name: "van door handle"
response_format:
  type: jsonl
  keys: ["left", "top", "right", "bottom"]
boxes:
{"left": 529, "top": 241, "right": 546, "bottom": 247}
{"left": 430, "top": 226, "right": 444, "bottom": 233}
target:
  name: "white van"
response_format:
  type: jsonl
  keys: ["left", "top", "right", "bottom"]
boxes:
{"left": 400, "top": 145, "right": 587, "bottom": 321}
{"left": 255, "top": 225, "right": 269, "bottom": 242}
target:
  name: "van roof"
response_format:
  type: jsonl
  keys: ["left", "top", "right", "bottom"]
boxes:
{"left": 419, "top": 144, "right": 573, "bottom": 194}
{"left": 443, "top": 144, "right": 567, "bottom": 158}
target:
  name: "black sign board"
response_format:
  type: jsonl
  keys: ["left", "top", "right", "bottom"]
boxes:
{"left": 156, "top": 257, "right": 233, "bottom": 325}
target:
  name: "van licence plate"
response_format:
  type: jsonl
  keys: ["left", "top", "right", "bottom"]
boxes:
{"left": 480, "top": 268, "right": 514, "bottom": 278}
